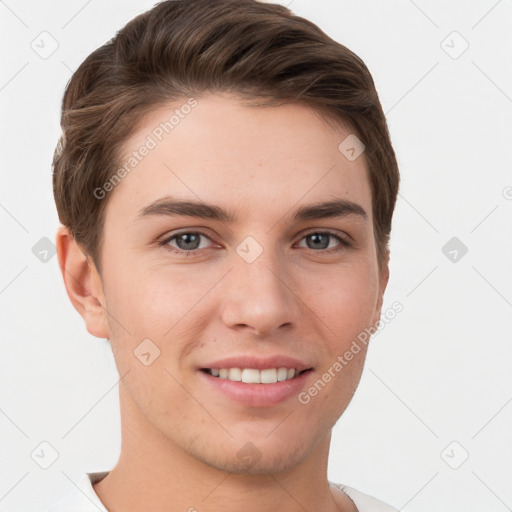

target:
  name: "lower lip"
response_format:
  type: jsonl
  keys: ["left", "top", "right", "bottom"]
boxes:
{"left": 200, "top": 370, "right": 313, "bottom": 407}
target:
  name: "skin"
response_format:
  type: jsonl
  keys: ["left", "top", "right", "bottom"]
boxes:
{"left": 57, "top": 93, "right": 389, "bottom": 512}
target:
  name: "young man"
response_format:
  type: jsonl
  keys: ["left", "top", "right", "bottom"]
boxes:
{"left": 50, "top": 0, "right": 400, "bottom": 510}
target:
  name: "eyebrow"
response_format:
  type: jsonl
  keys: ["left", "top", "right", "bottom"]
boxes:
{"left": 136, "top": 196, "right": 368, "bottom": 223}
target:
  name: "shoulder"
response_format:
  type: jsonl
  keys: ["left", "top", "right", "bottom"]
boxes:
{"left": 47, "top": 472, "right": 109, "bottom": 512}
{"left": 331, "top": 481, "right": 399, "bottom": 512}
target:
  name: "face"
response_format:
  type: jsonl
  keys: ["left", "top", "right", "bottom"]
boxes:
{"left": 93, "top": 93, "right": 388, "bottom": 474}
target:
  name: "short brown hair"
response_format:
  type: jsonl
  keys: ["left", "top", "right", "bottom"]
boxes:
{"left": 53, "top": 0, "right": 399, "bottom": 272}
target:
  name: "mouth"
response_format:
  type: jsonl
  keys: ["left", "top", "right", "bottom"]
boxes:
{"left": 198, "top": 355, "right": 314, "bottom": 407}
{"left": 200, "top": 367, "right": 312, "bottom": 384}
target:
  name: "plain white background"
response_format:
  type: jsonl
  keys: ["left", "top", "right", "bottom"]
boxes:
{"left": 0, "top": 0, "right": 511, "bottom": 510}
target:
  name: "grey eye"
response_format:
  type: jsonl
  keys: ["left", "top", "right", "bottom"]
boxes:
{"left": 172, "top": 233, "right": 203, "bottom": 251}
{"left": 306, "top": 233, "right": 331, "bottom": 250}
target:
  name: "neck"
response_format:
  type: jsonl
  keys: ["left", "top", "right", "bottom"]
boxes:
{"left": 93, "top": 385, "right": 356, "bottom": 512}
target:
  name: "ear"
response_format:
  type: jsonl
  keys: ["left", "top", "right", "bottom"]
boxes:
{"left": 56, "top": 225, "right": 109, "bottom": 339}
{"left": 372, "top": 249, "right": 390, "bottom": 327}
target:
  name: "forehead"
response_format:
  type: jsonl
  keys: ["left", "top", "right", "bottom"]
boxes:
{"left": 106, "top": 93, "right": 372, "bottom": 222}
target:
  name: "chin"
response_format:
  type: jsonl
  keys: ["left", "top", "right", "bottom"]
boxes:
{"left": 202, "top": 449, "right": 306, "bottom": 475}
{"left": 189, "top": 434, "right": 315, "bottom": 476}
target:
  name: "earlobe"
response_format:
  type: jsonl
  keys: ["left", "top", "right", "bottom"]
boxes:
{"left": 56, "top": 226, "right": 109, "bottom": 339}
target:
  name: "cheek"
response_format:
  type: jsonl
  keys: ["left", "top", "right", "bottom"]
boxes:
{"left": 301, "top": 262, "right": 380, "bottom": 334}
{"left": 297, "top": 346, "right": 368, "bottom": 430}
{"left": 102, "top": 262, "right": 225, "bottom": 393}
{"left": 102, "top": 258, "right": 223, "bottom": 338}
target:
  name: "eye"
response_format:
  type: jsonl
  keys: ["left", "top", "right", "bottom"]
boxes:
{"left": 296, "top": 231, "right": 350, "bottom": 252}
{"left": 158, "top": 229, "right": 351, "bottom": 257}
{"left": 159, "top": 231, "right": 214, "bottom": 255}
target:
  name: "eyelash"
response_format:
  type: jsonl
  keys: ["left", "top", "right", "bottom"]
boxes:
{"left": 157, "top": 229, "right": 351, "bottom": 257}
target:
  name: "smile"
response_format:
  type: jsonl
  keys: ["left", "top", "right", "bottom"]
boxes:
{"left": 202, "top": 367, "right": 309, "bottom": 383}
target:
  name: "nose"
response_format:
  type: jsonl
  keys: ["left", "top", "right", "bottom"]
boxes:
{"left": 219, "top": 245, "right": 301, "bottom": 337}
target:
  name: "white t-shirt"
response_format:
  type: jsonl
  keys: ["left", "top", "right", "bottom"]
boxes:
{"left": 48, "top": 472, "right": 398, "bottom": 512}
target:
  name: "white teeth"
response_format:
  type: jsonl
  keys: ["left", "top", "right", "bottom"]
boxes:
{"left": 242, "top": 368, "right": 260, "bottom": 384}
{"left": 208, "top": 367, "right": 302, "bottom": 383}
{"left": 277, "top": 367, "right": 288, "bottom": 381}
{"left": 228, "top": 368, "right": 242, "bottom": 381}
{"left": 260, "top": 368, "right": 277, "bottom": 384}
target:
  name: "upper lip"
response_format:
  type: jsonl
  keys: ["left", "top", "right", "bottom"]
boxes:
{"left": 200, "top": 355, "right": 313, "bottom": 372}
